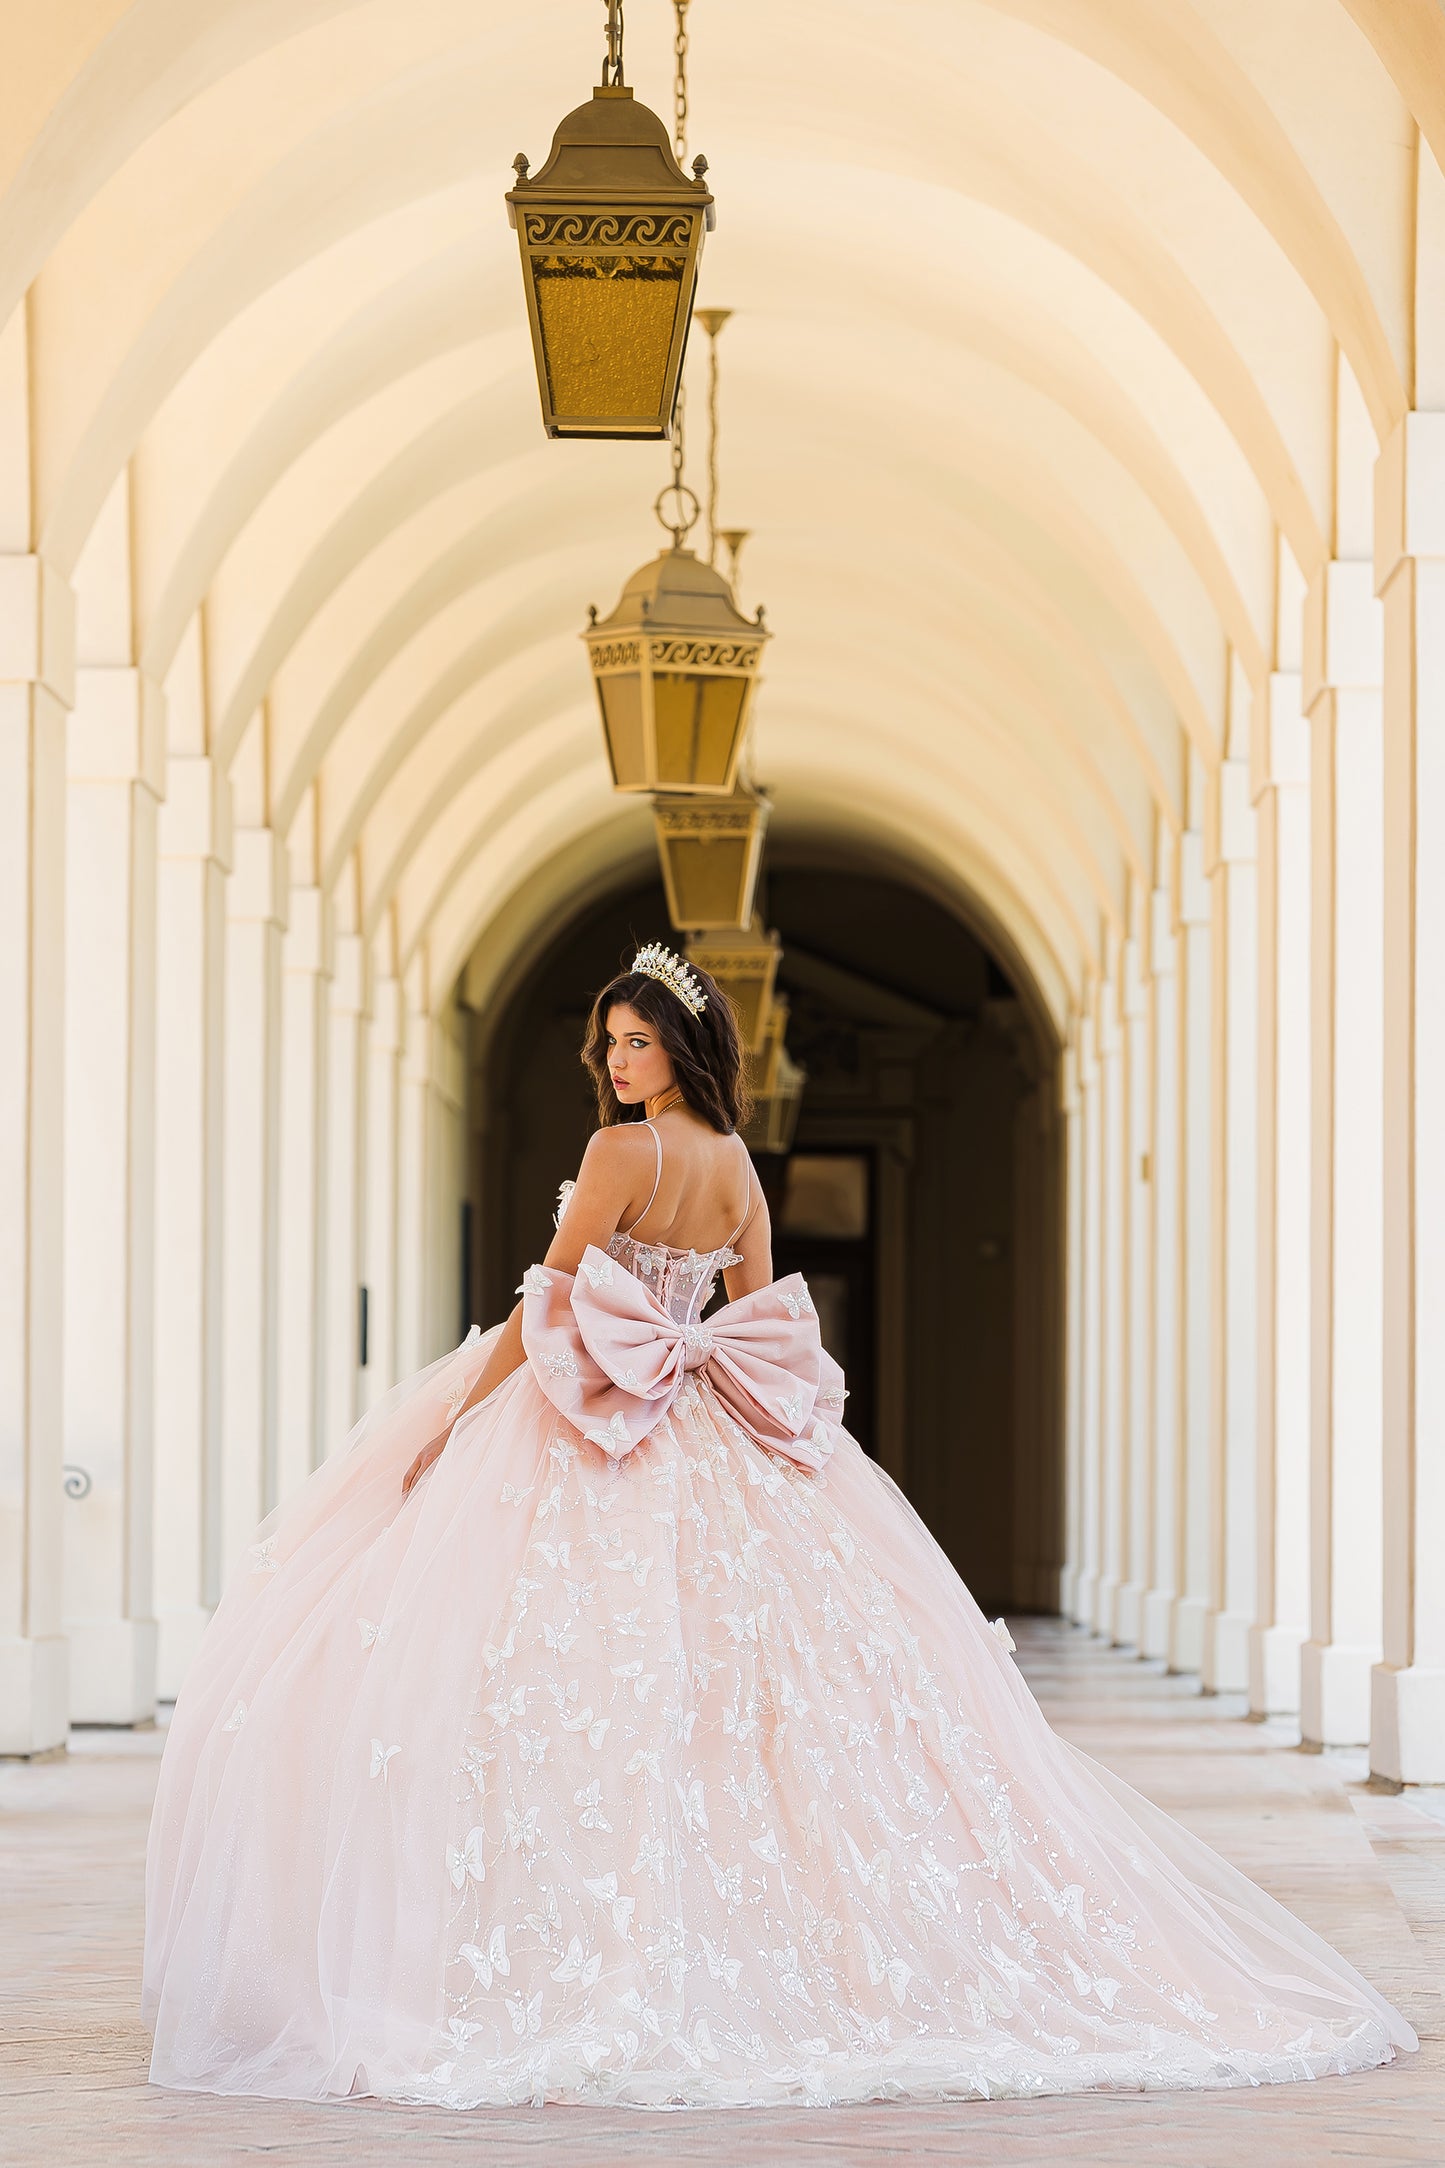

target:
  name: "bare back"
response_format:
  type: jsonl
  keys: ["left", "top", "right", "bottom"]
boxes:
{"left": 544, "top": 1110, "right": 773, "bottom": 1299}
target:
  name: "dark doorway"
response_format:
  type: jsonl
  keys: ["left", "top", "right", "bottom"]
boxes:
{"left": 467, "top": 856, "right": 1062, "bottom": 1615}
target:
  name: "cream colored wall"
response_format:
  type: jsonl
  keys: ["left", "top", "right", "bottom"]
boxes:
{"left": 0, "top": 0, "right": 1443, "bottom": 1780}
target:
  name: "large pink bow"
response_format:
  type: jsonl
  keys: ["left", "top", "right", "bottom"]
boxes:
{"left": 519, "top": 1246, "right": 846, "bottom": 1471}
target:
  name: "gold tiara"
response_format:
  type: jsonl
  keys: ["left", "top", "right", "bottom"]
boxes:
{"left": 632, "top": 942, "right": 708, "bottom": 1017}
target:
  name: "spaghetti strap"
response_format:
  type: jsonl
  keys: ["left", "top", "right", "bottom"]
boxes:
{"left": 620, "top": 1119, "right": 664, "bottom": 1237}
{"left": 723, "top": 1134, "right": 759, "bottom": 1250}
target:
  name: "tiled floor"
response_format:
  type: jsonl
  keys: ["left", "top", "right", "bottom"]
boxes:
{"left": 3, "top": 1620, "right": 1440, "bottom": 2166}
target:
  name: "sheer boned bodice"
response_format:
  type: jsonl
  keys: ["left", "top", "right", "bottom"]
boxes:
{"left": 604, "top": 1229, "right": 743, "bottom": 1327}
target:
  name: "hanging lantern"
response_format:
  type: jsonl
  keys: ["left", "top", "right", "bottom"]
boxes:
{"left": 585, "top": 525, "right": 769, "bottom": 794}
{"left": 741, "top": 997, "right": 805, "bottom": 1154}
{"left": 654, "top": 785, "right": 769, "bottom": 931}
{"left": 505, "top": 4, "right": 713, "bottom": 439}
{"left": 685, "top": 919, "right": 781, "bottom": 1052}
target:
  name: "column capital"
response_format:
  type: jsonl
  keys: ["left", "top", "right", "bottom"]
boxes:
{"left": 1302, "top": 560, "right": 1382, "bottom": 711}
{"left": 1205, "top": 757, "right": 1257, "bottom": 870}
{"left": 0, "top": 554, "right": 74, "bottom": 707}
{"left": 1251, "top": 672, "right": 1308, "bottom": 799}
{"left": 69, "top": 666, "right": 166, "bottom": 796}
{"left": 227, "top": 827, "right": 288, "bottom": 928}
{"left": 1375, "top": 411, "right": 1445, "bottom": 592}
{"left": 158, "top": 755, "right": 232, "bottom": 868}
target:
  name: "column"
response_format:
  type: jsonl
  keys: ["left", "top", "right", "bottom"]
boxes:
{"left": 61, "top": 665, "right": 163, "bottom": 1721}
{"left": 1249, "top": 681, "right": 1313, "bottom": 1717}
{"left": 396, "top": 964, "right": 432, "bottom": 1380}
{"left": 1170, "top": 820, "right": 1213, "bottom": 1673}
{"left": 1071, "top": 1009, "right": 1103, "bottom": 1627}
{"left": 1142, "top": 865, "right": 1181, "bottom": 1659}
{"left": 1371, "top": 413, "right": 1445, "bottom": 1782}
{"left": 276, "top": 884, "right": 331, "bottom": 1502}
{"left": 362, "top": 970, "right": 401, "bottom": 1406}
{"left": 153, "top": 754, "right": 229, "bottom": 1694}
{"left": 0, "top": 551, "right": 73, "bottom": 1754}
{"left": 1095, "top": 959, "right": 1128, "bottom": 1637}
{"left": 324, "top": 932, "right": 367, "bottom": 1449}
{"left": 221, "top": 828, "right": 286, "bottom": 1570}
{"left": 1057, "top": 1038, "right": 1084, "bottom": 1622}
{"left": 1202, "top": 754, "right": 1258, "bottom": 1693}
{"left": 1115, "top": 905, "right": 1153, "bottom": 1647}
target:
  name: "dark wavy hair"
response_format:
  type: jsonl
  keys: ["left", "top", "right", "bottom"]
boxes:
{"left": 582, "top": 954, "right": 749, "bottom": 1134}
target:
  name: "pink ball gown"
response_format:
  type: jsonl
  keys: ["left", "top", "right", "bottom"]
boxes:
{"left": 142, "top": 1156, "right": 1415, "bottom": 2110}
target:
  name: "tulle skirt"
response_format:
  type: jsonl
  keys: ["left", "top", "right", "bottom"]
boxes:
{"left": 142, "top": 1330, "right": 1415, "bottom": 2108}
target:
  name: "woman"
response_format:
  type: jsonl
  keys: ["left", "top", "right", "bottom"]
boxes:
{"left": 143, "top": 942, "right": 1414, "bottom": 2109}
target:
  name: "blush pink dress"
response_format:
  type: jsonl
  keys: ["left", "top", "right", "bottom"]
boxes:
{"left": 142, "top": 1128, "right": 1415, "bottom": 2109}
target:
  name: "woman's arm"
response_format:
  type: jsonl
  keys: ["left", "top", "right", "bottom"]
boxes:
{"left": 401, "top": 1127, "right": 654, "bottom": 1497}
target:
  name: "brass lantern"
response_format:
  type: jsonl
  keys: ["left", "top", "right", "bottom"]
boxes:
{"left": 685, "top": 918, "right": 781, "bottom": 1052}
{"left": 585, "top": 538, "right": 769, "bottom": 794}
{"left": 741, "top": 997, "right": 805, "bottom": 1154}
{"left": 654, "top": 785, "right": 769, "bottom": 932}
{"left": 506, "top": 80, "right": 713, "bottom": 439}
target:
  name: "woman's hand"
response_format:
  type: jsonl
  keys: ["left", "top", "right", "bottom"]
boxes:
{"left": 402, "top": 1432, "right": 448, "bottom": 1499}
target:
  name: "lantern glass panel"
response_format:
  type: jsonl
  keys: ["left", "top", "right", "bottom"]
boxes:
{"left": 652, "top": 671, "right": 748, "bottom": 788}
{"left": 597, "top": 673, "right": 646, "bottom": 787}
{"left": 535, "top": 258, "right": 683, "bottom": 423}
{"left": 667, "top": 835, "right": 752, "bottom": 926}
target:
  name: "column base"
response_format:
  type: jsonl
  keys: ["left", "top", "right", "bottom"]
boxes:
{"left": 1201, "top": 1608, "right": 1252, "bottom": 1694}
{"left": 1248, "top": 1622, "right": 1304, "bottom": 1717}
{"left": 1141, "top": 1588, "right": 1174, "bottom": 1660}
{"left": 1300, "top": 1638, "right": 1376, "bottom": 1747}
{"left": 1072, "top": 1567, "right": 1099, "bottom": 1630}
{"left": 1057, "top": 1563, "right": 1079, "bottom": 1620}
{"left": 1169, "top": 1594, "right": 1208, "bottom": 1675}
{"left": 1093, "top": 1573, "right": 1121, "bottom": 1638}
{"left": 1113, "top": 1581, "right": 1146, "bottom": 1649}
{"left": 0, "top": 1634, "right": 69, "bottom": 1756}
{"left": 66, "top": 1615, "right": 158, "bottom": 1726}
{"left": 157, "top": 1602, "right": 215, "bottom": 1701}
{"left": 1370, "top": 1663, "right": 1445, "bottom": 1786}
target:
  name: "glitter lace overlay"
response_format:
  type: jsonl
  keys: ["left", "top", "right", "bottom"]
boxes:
{"left": 143, "top": 1247, "right": 1413, "bottom": 2110}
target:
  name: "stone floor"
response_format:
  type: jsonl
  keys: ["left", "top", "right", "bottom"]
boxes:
{"left": 3, "top": 1619, "right": 1440, "bottom": 2167}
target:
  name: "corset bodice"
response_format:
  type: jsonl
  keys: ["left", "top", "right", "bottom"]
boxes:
{"left": 604, "top": 1230, "right": 743, "bottom": 1328}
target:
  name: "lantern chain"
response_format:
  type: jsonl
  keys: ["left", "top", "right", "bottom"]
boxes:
{"left": 673, "top": 0, "right": 690, "bottom": 160}
{"left": 602, "top": 0, "right": 625, "bottom": 88}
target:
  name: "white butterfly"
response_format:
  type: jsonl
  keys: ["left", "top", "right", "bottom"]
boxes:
{"left": 859, "top": 1924, "right": 913, "bottom": 2007}
{"left": 673, "top": 1777, "right": 709, "bottom": 1834}
{"left": 563, "top": 1577, "right": 598, "bottom": 1609}
{"left": 633, "top": 1835, "right": 668, "bottom": 1881}
{"left": 919, "top": 1844, "right": 959, "bottom": 1895}
{"left": 460, "top": 1924, "right": 509, "bottom": 1987}
{"left": 967, "top": 1976, "right": 1012, "bottom": 2026}
{"left": 482, "top": 1628, "right": 517, "bottom": 1672}
{"left": 704, "top": 1852, "right": 743, "bottom": 1905}
{"left": 541, "top": 1625, "right": 578, "bottom": 1664}
{"left": 506, "top": 1990, "right": 543, "bottom": 2037}
{"left": 988, "top": 1940, "right": 1036, "bottom": 1996}
{"left": 779, "top": 1285, "right": 815, "bottom": 1319}
{"left": 357, "top": 1617, "right": 392, "bottom": 1649}
{"left": 829, "top": 1526, "right": 857, "bottom": 1566}
{"left": 573, "top": 1779, "right": 611, "bottom": 1831}
{"left": 541, "top": 1348, "right": 579, "bottom": 1380}
{"left": 447, "top": 1826, "right": 486, "bottom": 1888}
{"left": 776, "top": 1391, "right": 805, "bottom": 1431}
{"left": 990, "top": 1617, "right": 1017, "bottom": 1653}
{"left": 582, "top": 1483, "right": 620, "bottom": 1514}
{"left": 801, "top": 1799, "right": 822, "bottom": 1852}
{"left": 1064, "top": 1954, "right": 1121, "bottom": 2008}
{"left": 504, "top": 1805, "right": 539, "bottom": 1851}
{"left": 604, "top": 1548, "right": 653, "bottom": 1587}
{"left": 581, "top": 1255, "right": 614, "bottom": 1289}
{"left": 440, "top": 1375, "right": 469, "bottom": 1421}
{"left": 536, "top": 1540, "right": 571, "bottom": 1570}
{"left": 583, "top": 1871, "right": 637, "bottom": 1933}
{"left": 500, "top": 1481, "right": 534, "bottom": 1506}
{"left": 779, "top": 1674, "right": 810, "bottom": 1717}
{"left": 369, "top": 1739, "right": 400, "bottom": 1782}
{"left": 722, "top": 1608, "right": 760, "bottom": 1643}
{"left": 700, "top": 1935, "right": 742, "bottom": 1990}
{"left": 810, "top": 1421, "right": 833, "bottom": 1456}
{"left": 680, "top": 2016, "right": 720, "bottom": 2066}
{"left": 844, "top": 1834, "right": 892, "bottom": 1903}
{"left": 248, "top": 1536, "right": 279, "bottom": 1573}
{"left": 517, "top": 1730, "right": 550, "bottom": 1765}
{"left": 664, "top": 1703, "right": 698, "bottom": 1744}
{"left": 749, "top": 1825, "right": 781, "bottom": 1865}
{"left": 221, "top": 1701, "right": 246, "bottom": 1733}
{"left": 550, "top": 1936, "right": 603, "bottom": 1988}
{"left": 517, "top": 1266, "right": 552, "bottom": 1297}
{"left": 559, "top": 1706, "right": 611, "bottom": 1749}
{"left": 485, "top": 1684, "right": 527, "bottom": 1725}
{"left": 584, "top": 1413, "right": 632, "bottom": 1455}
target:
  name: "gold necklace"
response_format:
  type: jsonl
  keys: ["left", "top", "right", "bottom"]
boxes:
{"left": 645, "top": 1085, "right": 685, "bottom": 1119}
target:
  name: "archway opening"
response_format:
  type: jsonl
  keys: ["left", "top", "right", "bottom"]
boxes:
{"left": 465, "top": 849, "right": 1064, "bottom": 1614}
